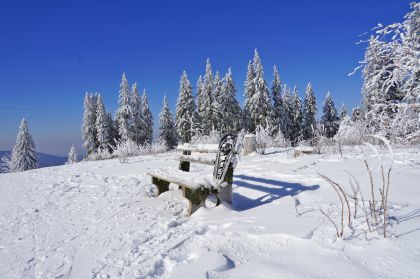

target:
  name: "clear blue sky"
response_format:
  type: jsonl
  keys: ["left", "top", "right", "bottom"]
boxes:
{"left": 0, "top": 0, "right": 413, "bottom": 155}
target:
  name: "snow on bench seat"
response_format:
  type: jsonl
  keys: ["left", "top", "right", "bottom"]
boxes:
{"left": 176, "top": 143, "right": 219, "bottom": 153}
{"left": 293, "top": 145, "right": 316, "bottom": 157}
{"left": 147, "top": 168, "right": 218, "bottom": 190}
{"left": 294, "top": 145, "right": 315, "bottom": 152}
{"left": 178, "top": 153, "right": 216, "bottom": 166}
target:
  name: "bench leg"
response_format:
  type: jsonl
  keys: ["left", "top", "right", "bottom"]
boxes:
{"left": 152, "top": 177, "right": 170, "bottom": 196}
{"left": 219, "top": 166, "right": 233, "bottom": 205}
{"left": 179, "top": 151, "right": 191, "bottom": 172}
{"left": 182, "top": 187, "right": 207, "bottom": 215}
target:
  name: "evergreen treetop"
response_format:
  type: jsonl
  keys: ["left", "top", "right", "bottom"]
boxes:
{"left": 176, "top": 71, "right": 195, "bottom": 143}
{"left": 158, "top": 96, "right": 178, "bottom": 149}
{"left": 11, "top": 118, "right": 39, "bottom": 172}
{"left": 303, "top": 82, "right": 317, "bottom": 140}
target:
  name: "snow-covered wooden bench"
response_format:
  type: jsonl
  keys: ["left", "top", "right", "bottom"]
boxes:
{"left": 293, "top": 145, "right": 316, "bottom": 157}
{"left": 147, "top": 142, "right": 234, "bottom": 215}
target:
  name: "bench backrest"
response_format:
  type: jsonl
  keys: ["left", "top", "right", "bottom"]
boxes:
{"left": 176, "top": 135, "right": 237, "bottom": 186}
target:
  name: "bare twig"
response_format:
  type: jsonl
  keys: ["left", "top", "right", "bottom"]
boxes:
{"left": 384, "top": 167, "right": 392, "bottom": 238}
{"left": 320, "top": 206, "right": 342, "bottom": 237}
{"left": 363, "top": 159, "right": 379, "bottom": 227}
{"left": 346, "top": 170, "right": 372, "bottom": 232}
{"left": 318, "top": 173, "right": 352, "bottom": 228}
{"left": 348, "top": 177, "right": 359, "bottom": 219}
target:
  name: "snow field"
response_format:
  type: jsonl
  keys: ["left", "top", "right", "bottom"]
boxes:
{"left": 1, "top": 147, "right": 420, "bottom": 278}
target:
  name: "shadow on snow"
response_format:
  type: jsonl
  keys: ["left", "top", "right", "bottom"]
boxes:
{"left": 232, "top": 174, "right": 320, "bottom": 211}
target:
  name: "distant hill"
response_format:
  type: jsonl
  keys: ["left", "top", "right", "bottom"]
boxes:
{"left": 0, "top": 151, "right": 67, "bottom": 169}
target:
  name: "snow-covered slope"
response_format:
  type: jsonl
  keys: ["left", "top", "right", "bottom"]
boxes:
{"left": 1, "top": 147, "right": 419, "bottom": 278}
{"left": 0, "top": 151, "right": 67, "bottom": 169}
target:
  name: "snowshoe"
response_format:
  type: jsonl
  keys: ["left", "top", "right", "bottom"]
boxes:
{"left": 213, "top": 134, "right": 237, "bottom": 186}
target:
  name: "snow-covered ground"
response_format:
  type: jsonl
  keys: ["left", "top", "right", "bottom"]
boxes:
{"left": 1, "top": 146, "right": 420, "bottom": 278}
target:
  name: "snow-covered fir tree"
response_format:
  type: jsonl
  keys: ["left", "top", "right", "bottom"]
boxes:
{"left": 360, "top": 2, "right": 420, "bottom": 140}
{"left": 95, "top": 94, "right": 112, "bottom": 150}
{"left": 131, "top": 82, "right": 144, "bottom": 144}
{"left": 362, "top": 37, "right": 402, "bottom": 136}
{"left": 67, "top": 145, "right": 78, "bottom": 164}
{"left": 141, "top": 89, "right": 153, "bottom": 145}
{"left": 281, "top": 86, "right": 293, "bottom": 141}
{"left": 199, "top": 58, "right": 214, "bottom": 134}
{"left": 10, "top": 119, "right": 39, "bottom": 172}
{"left": 211, "top": 71, "right": 223, "bottom": 131}
{"left": 219, "top": 68, "right": 242, "bottom": 134}
{"left": 302, "top": 83, "right": 317, "bottom": 141}
{"left": 339, "top": 104, "right": 348, "bottom": 119}
{"left": 82, "top": 93, "right": 97, "bottom": 154}
{"left": 321, "top": 92, "right": 340, "bottom": 138}
{"left": 243, "top": 60, "right": 255, "bottom": 132}
{"left": 196, "top": 75, "right": 204, "bottom": 110}
{"left": 176, "top": 71, "right": 195, "bottom": 143}
{"left": 362, "top": 37, "right": 403, "bottom": 112}
{"left": 107, "top": 112, "right": 118, "bottom": 145}
{"left": 194, "top": 75, "right": 205, "bottom": 134}
{"left": 290, "top": 86, "right": 303, "bottom": 146}
{"left": 271, "top": 65, "right": 283, "bottom": 136}
{"left": 248, "top": 49, "right": 272, "bottom": 130}
{"left": 400, "top": 2, "right": 420, "bottom": 100}
{"left": 115, "top": 73, "right": 134, "bottom": 142}
{"left": 158, "top": 96, "right": 178, "bottom": 149}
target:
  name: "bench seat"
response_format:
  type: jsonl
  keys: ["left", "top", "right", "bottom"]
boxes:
{"left": 148, "top": 167, "right": 224, "bottom": 215}
{"left": 147, "top": 168, "right": 218, "bottom": 191}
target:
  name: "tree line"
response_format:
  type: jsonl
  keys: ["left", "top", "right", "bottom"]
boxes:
{"left": 82, "top": 49, "right": 344, "bottom": 157}
{"left": 175, "top": 50, "right": 341, "bottom": 146}
{"left": 82, "top": 73, "right": 155, "bottom": 155}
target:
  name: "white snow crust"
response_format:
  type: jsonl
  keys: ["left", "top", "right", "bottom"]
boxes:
{"left": 1, "top": 147, "right": 420, "bottom": 278}
{"left": 177, "top": 144, "right": 219, "bottom": 153}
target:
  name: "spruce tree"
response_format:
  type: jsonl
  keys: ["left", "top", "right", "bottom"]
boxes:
{"left": 115, "top": 73, "right": 134, "bottom": 142}
{"left": 362, "top": 37, "right": 384, "bottom": 112}
{"left": 82, "top": 93, "right": 97, "bottom": 154}
{"left": 91, "top": 93, "right": 99, "bottom": 148}
{"left": 158, "top": 96, "right": 178, "bottom": 149}
{"left": 176, "top": 71, "right": 195, "bottom": 143}
{"left": 96, "top": 94, "right": 111, "bottom": 150}
{"left": 321, "top": 92, "right": 340, "bottom": 138}
{"left": 67, "top": 145, "right": 78, "bottom": 164}
{"left": 243, "top": 60, "right": 256, "bottom": 132}
{"left": 362, "top": 37, "right": 402, "bottom": 135}
{"left": 302, "top": 83, "right": 317, "bottom": 141}
{"left": 219, "top": 68, "right": 242, "bottom": 134}
{"left": 282, "top": 86, "right": 293, "bottom": 141}
{"left": 194, "top": 75, "right": 205, "bottom": 134}
{"left": 10, "top": 119, "right": 38, "bottom": 172}
{"left": 107, "top": 112, "right": 118, "bottom": 146}
{"left": 271, "top": 65, "right": 283, "bottom": 135}
{"left": 248, "top": 49, "right": 272, "bottom": 130}
{"left": 200, "top": 58, "right": 214, "bottom": 134}
{"left": 211, "top": 71, "right": 223, "bottom": 131}
{"left": 401, "top": 2, "right": 420, "bottom": 100}
{"left": 290, "top": 86, "right": 303, "bottom": 146}
{"left": 196, "top": 75, "right": 204, "bottom": 110}
{"left": 131, "top": 82, "right": 143, "bottom": 144}
{"left": 141, "top": 89, "right": 154, "bottom": 145}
